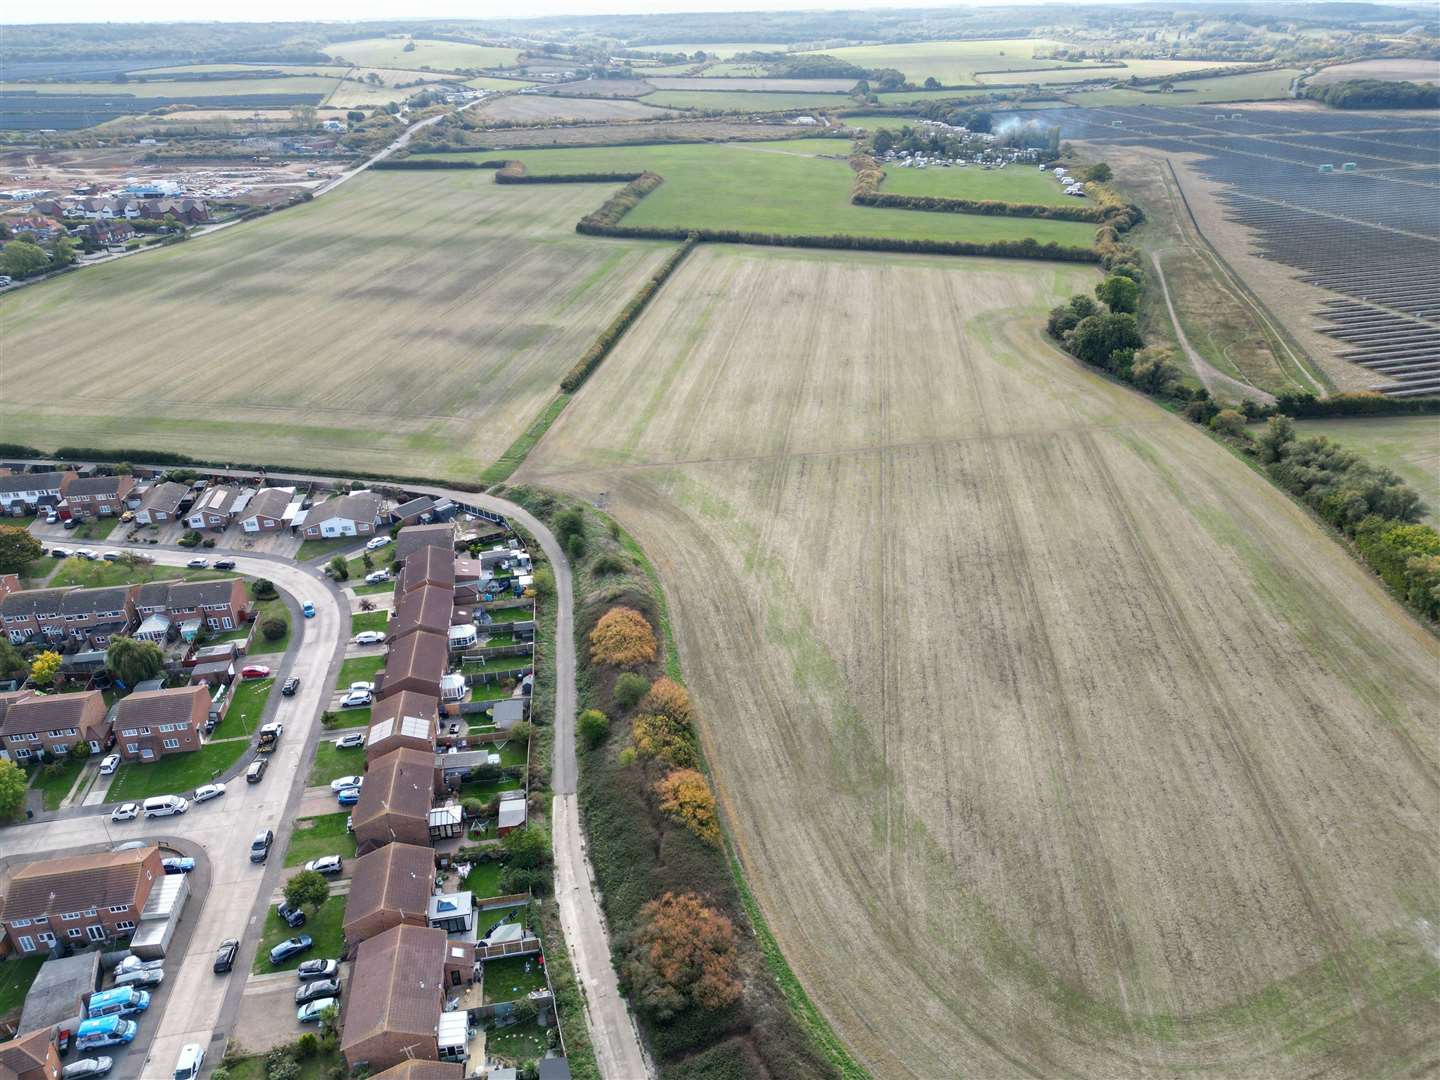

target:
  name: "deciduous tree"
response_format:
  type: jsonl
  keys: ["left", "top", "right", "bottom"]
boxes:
{"left": 0, "top": 525, "right": 41, "bottom": 575}
{"left": 283, "top": 870, "right": 330, "bottom": 914}
{"left": 589, "top": 606, "right": 657, "bottom": 668}
{"left": 655, "top": 769, "right": 720, "bottom": 845}
{"left": 0, "top": 759, "right": 25, "bottom": 820}
{"left": 621, "top": 892, "right": 742, "bottom": 1021}
{"left": 501, "top": 824, "right": 550, "bottom": 870}
{"left": 1095, "top": 274, "right": 1139, "bottom": 314}
{"left": 106, "top": 637, "right": 164, "bottom": 687}
{"left": 30, "top": 650, "right": 61, "bottom": 689}
{"left": 578, "top": 708, "right": 610, "bottom": 749}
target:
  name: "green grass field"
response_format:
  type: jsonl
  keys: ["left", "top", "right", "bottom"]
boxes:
{"left": 880, "top": 162, "right": 1075, "bottom": 204}
{"left": 338, "top": 655, "right": 385, "bottom": 686}
{"left": 975, "top": 58, "right": 1253, "bottom": 86}
{"left": 47, "top": 559, "right": 230, "bottom": 589}
{"left": 0, "top": 955, "right": 44, "bottom": 1016}
{"left": 248, "top": 597, "right": 290, "bottom": 655}
{"left": 797, "top": 38, "right": 1104, "bottom": 86}
{"left": 105, "top": 740, "right": 250, "bottom": 801}
{"left": 284, "top": 812, "right": 357, "bottom": 867}
{"left": 630, "top": 42, "right": 789, "bottom": 59}
{"left": 1066, "top": 68, "right": 1301, "bottom": 106}
{"left": 324, "top": 37, "right": 520, "bottom": 71}
{"left": 212, "top": 678, "right": 273, "bottom": 740}
{"left": 351, "top": 610, "right": 390, "bottom": 635}
{"left": 639, "top": 89, "right": 852, "bottom": 111}
{"left": 29, "top": 758, "right": 86, "bottom": 810}
{"left": 482, "top": 955, "right": 548, "bottom": 1004}
{"left": 435, "top": 140, "right": 1098, "bottom": 249}
{"left": 253, "top": 893, "right": 345, "bottom": 973}
{"left": 1291, "top": 417, "right": 1440, "bottom": 525}
{"left": 308, "top": 742, "right": 366, "bottom": 787}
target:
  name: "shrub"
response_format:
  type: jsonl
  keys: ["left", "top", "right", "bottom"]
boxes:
{"left": 591, "top": 552, "right": 628, "bottom": 576}
{"left": 578, "top": 708, "right": 610, "bottom": 749}
{"left": 613, "top": 672, "right": 651, "bottom": 711}
{"left": 177, "top": 530, "right": 202, "bottom": 548}
{"left": 621, "top": 892, "right": 742, "bottom": 1021}
{"left": 260, "top": 616, "right": 287, "bottom": 642}
{"left": 1209, "top": 409, "right": 1246, "bottom": 437}
{"left": 632, "top": 713, "right": 698, "bottom": 768}
{"left": 641, "top": 677, "right": 693, "bottom": 725}
{"left": 294, "top": 1033, "right": 318, "bottom": 1058}
{"left": 251, "top": 578, "right": 277, "bottom": 599}
{"left": 655, "top": 769, "right": 721, "bottom": 845}
{"left": 265, "top": 1049, "right": 300, "bottom": 1080}
{"left": 589, "top": 606, "right": 658, "bottom": 668}
{"left": 328, "top": 555, "right": 349, "bottom": 581}
{"left": 462, "top": 797, "right": 485, "bottom": 819}
{"left": 566, "top": 532, "right": 587, "bottom": 562}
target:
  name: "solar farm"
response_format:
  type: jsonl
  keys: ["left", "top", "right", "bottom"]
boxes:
{"left": 1015, "top": 104, "right": 1440, "bottom": 396}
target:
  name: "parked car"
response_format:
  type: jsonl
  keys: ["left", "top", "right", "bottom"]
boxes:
{"left": 114, "top": 956, "right": 164, "bottom": 974}
{"left": 162, "top": 857, "right": 195, "bottom": 875}
{"left": 269, "top": 935, "right": 313, "bottom": 965}
{"left": 193, "top": 783, "right": 226, "bottom": 803}
{"left": 213, "top": 559, "right": 236, "bottom": 570}
{"left": 340, "top": 689, "right": 372, "bottom": 709}
{"left": 172, "top": 1043, "right": 206, "bottom": 1080}
{"left": 76, "top": 550, "right": 99, "bottom": 561}
{"left": 305, "top": 855, "right": 344, "bottom": 876}
{"left": 110, "top": 803, "right": 138, "bottom": 822}
{"left": 142, "top": 795, "right": 187, "bottom": 818}
{"left": 364, "top": 570, "right": 390, "bottom": 584}
{"left": 213, "top": 939, "right": 239, "bottom": 974}
{"left": 296, "top": 958, "right": 339, "bottom": 981}
{"left": 112, "top": 840, "right": 148, "bottom": 852}
{"left": 241, "top": 664, "right": 272, "bottom": 679}
{"left": 295, "top": 978, "right": 341, "bottom": 1005}
{"left": 61, "top": 1057, "right": 114, "bottom": 1079}
{"left": 246, "top": 758, "right": 268, "bottom": 783}
{"left": 335, "top": 732, "right": 365, "bottom": 749}
{"left": 101, "top": 551, "right": 122, "bottom": 562}
{"left": 62, "top": 519, "right": 78, "bottom": 530}
{"left": 352, "top": 630, "right": 385, "bottom": 646}
{"left": 302, "top": 602, "right": 316, "bottom": 618}
{"left": 112, "top": 968, "right": 163, "bottom": 989}
{"left": 249, "top": 829, "right": 273, "bottom": 862}
{"left": 348, "top": 681, "right": 375, "bottom": 694}
{"left": 281, "top": 677, "right": 300, "bottom": 697}
{"left": 98, "top": 754, "right": 120, "bottom": 775}
{"left": 336, "top": 787, "right": 361, "bottom": 806}
{"left": 186, "top": 557, "right": 207, "bottom": 568}
{"left": 51, "top": 547, "right": 72, "bottom": 558}
{"left": 277, "top": 902, "right": 306, "bottom": 929}
{"left": 296, "top": 997, "right": 337, "bottom": 1024}
{"left": 330, "top": 775, "right": 363, "bottom": 792}
{"left": 365, "top": 536, "right": 391, "bottom": 551}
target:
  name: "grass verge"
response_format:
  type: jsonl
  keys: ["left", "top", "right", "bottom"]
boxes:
{"left": 213, "top": 678, "right": 273, "bottom": 740}
{"left": 30, "top": 757, "right": 87, "bottom": 811}
{"left": 350, "top": 610, "right": 389, "bottom": 635}
{"left": 283, "top": 811, "right": 357, "bottom": 868}
{"left": 106, "top": 740, "right": 250, "bottom": 801}
{"left": 307, "top": 743, "right": 365, "bottom": 787}
{"left": 248, "top": 597, "right": 291, "bottom": 655}
{"left": 0, "top": 954, "right": 44, "bottom": 1015}
{"left": 252, "top": 893, "right": 345, "bottom": 974}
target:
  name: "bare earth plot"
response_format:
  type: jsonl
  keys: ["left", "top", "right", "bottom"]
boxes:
{"left": 0, "top": 171, "right": 673, "bottom": 479}
{"left": 1308, "top": 59, "right": 1440, "bottom": 86}
{"left": 519, "top": 244, "right": 1440, "bottom": 1078}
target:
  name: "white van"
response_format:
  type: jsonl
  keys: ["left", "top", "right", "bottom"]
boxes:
{"left": 142, "top": 795, "right": 188, "bottom": 818}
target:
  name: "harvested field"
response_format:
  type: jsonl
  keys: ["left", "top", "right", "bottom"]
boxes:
{"left": 879, "top": 162, "right": 1075, "bottom": 204}
{"left": 322, "top": 37, "right": 521, "bottom": 72}
{"left": 798, "top": 38, "right": 1107, "bottom": 86}
{"left": 1308, "top": 59, "right": 1440, "bottom": 86}
{"left": 455, "top": 118, "right": 824, "bottom": 148}
{"left": 541, "top": 79, "right": 658, "bottom": 98}
{"left": 646, "top": 77, "right": 860, "bottom": 92}
{"left": 639, "top": 89, "right": 854, "bottom": 112}
{"left": 519, "top": 243, "right": 1440, "bottom": 1079}
{"left": 1066, "top": 68, "right": 1302, "bottom": 106}
{"left": 0, "top": 171, "right": 674, "bottom": 479}
{"left": 473, "top": 95, "right": 672, "bottom": 123}
{"left": 976, "top": 58, "right": 1254, "bottom": 86}
{"left": 629, "top": 42, "right": 789, "bottom": 59}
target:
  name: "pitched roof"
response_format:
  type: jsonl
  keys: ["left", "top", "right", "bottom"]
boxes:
{"left": 190, "top": 485, "right": 239, "bottom": 516}
{"left": 308, "top": 490, "right": 383, "bottom": 527}
{"left": 59, "top": 586, "right": 130, "bottom": 616}
{"left": 138, "top": 481, "right": 189, "bottom": 514}
{"left": 0, "top": 588, "right": 68, "bottom": 618}
{"left": 0, "top": 845, "right": 158, "bottom": 921}
{"left": 113, "top": 686, "right": 207, "bottom": 729}
{"left": 134, "top": 580, "right": 181, "bottom": 609}
{"left": 378, "top": 631, "right": 447, "bottom": 697}
{"left": 371, "top": 1062, "right": 464, "bottom": 1080}
{"left": 0, "top": 690, "right": 35, "bottom": 729}
{"left": 241, "top": 486, "right": 293, "bottom": 522}
{"left": 345, "top": 842, "right": 435, "bottom": 935}
{"left": 367, "top": 691, "right": 439, "bottom": 749}
{"left": 392, "top": 496, "right": 435, "bottom": 519}
{"left": 0, "top": 1027, "right": 54, "bottom": 1075}
{"left": 392, "top": 585, "right": 455, "bottom": 640}
{"left": 2, "top": 692, "right": 107, "bottom": 737}
{"left": 165, "top": 579, "right": 239, "bottom": 609}
{"left": 65, "top": 474, "right": 129, "bottom": 497}
{"left": 0, "top": 470, "right": 70, "bottom": 495}
{"left": 399, "top": 545, "right": 455, "bottom": 594}
{"left": 341, "top": 924, "right": 447, "bottom": 1053}
{"left": 395, "top": 523, "right": 455, "bottom": 564}
{"left": 352, "top": 747, "right": 436, "bottom": 831}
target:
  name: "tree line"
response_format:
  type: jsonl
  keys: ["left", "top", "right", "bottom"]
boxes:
{"left": 1305, "top": 79, "right": 1440, "bottom": 110}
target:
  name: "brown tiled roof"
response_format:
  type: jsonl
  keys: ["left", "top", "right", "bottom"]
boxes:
{"left": 308, "top": 490, "right": 383, "bottom": 528}
{"left": 2, "top": 692, "right": 107, "bottom": 738}
{"left": 241, "top": 486, "right": 292, "bottom": 522}
{"left": 138, "top": 481, "right": 189, "bottom": 515}
{"left": 113, "top": 686, "right": 207, "bottom": 730}
{"left": 378, "top": 631, "right": 447, "bottom": 696}
{"left": 166, "top": 579, "right": 239, "bottom": 609}
{"left": 352, "top": 747, "right": 436, "bottom": 832}
{"left": 371, "top": 1062, "right": 464, "bottom": 1080}
{"left": 65, "top": 475, "right": 129, "bottom": 497}
{"left": 0, "top": 470, "right": 70, "bottom": 496}
{"left": 345, "top": 843, "right": 435, "bottom": 934}
{"left": 394, "top": 524, "right": 454, "bottom": 565}
{"left": 392, "top": 585, "right": 454, "bottom": 640}
{"left": 341, "top": 924, "right": 447, "bottom": 1051}
{"left": 398, "top": 546, "right": 455, "bottom": 597}
{"left": 367, "top": 692, "right": 439, "bottom": 749}
{"left": 1, "top": 846, "right": 158, "bottom": 921}
{"left": 0, "top": 588, "right": 69, "bottom": 619}
{"left": 0, "top": 1027, "right": 54, "bottom": 1075}
{"left": 0, "top": 690, "right": 35, "bottom": 729}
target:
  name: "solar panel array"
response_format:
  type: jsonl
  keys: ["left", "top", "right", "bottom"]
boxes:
{"left": 995, "top": 104, "right": 1440, "bottom": 395}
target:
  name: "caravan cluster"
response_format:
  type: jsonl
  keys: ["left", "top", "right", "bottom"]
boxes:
{"left": 1046, "top": 165, "right": 1088, "bottom": 198}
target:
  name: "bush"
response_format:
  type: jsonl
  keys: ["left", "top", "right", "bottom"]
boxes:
{"left": 591, "top": 552, "right": 628, "bottom": 576}
{"left": 632, "top": 712, "right": 698, "bottom": 768}
{"left": 260, "top": 616, "right": 287, "bottom": 642}
{"left": 620, "top": 892, "right": 742, "bottom": 1022}
{"left": 328, "top": 555, "right": 349, "bottom": 581}
{"left": 294, "top": 1033, "right": 318, "bottom": 1058}
{"left": 251, "top": 578, "right": 277, "bottom": 600}
{"left": 565, "top": 532, "right": 587, "bottom": 563}
{"left": 613, "top": 672, "right": 651, "bottom": 711}
{"left": 655, "top": 769, "right": 721, "bottom": 845}
{"left": 265, "top": 1049, "right": 300, "bottom": 1080}
{"left": 177, "top": 530, "right": 202, "bottom": 548}
{"left": 578, "top": 708, "right": 610, "bottom": 749}
{"left": 1209, "top": 409, "right": 1246, "bottom": 437}
{"left": 589, "top": 606, "right": 658, "bottom": 668}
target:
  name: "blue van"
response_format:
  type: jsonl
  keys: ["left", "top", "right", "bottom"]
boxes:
{"left": 76, "top": 1016, "right": 138, "bottom": 1050}
{"left": 87, "top": 986, "right": 151, "bottom": 1019}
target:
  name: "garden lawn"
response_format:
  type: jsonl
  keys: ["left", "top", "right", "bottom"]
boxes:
{"left": 213, "top": 678, "right": 273, "bottom": 739}
{"left": 105, "top": 740, "right": 250, "bottom": 801}
{"left": 463, "top": 860, "right": 504, "bottom": 898}
{"left": 0, "top": 954, "right": 44, "bottom": 1015}
{"left": 418, "top": 140, "right": 1099, "bottom": 249}
{"left": 470, "top": 681, "right": 522, "bottom": 702}
{"left": 486, "top": 1019, "right": 550, "bottom": 1061}
{"left": 29, "top": 757, "right": 86, "bottom": 811}
{"left": 482, "top": 955, "right": 549, "bottom": 1004}
{"left": 69, "top": 518, "right": 120, "bottom": 541}
{"left": 297, "top": 537, "right": 361, "bottom": 562}
{"left": 479, "top": 604, "right": 534, "bottom": 623}
{"left": 352, "top": 580, "right": 396, "bottom": 596}
{"left": 308, "top": 742, "right": 366, "bottom": 787}
{"left": 283, "top": 812, "right": 357, "bottom": 868}
{"left": 248, "top": 597, "right": 291, "bottom": 655}
{"left": 217, "top": 1051, "right": 343, "bottom": 1080}
{"left": 253, "top": 893, "right": 346, "bottom": 973}
{"left": 460, "top": 776, "right": 522, "bottom": 801}
{"left": 338, "top": 655, "right": 384, "bottom": 686}
{"left": 351, "top": 610, "right": 390, "bottom": 635}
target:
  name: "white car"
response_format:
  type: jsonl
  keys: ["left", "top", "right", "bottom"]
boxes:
{"left": 110, "top": 803, "right": 139, "bottom": 822}
{"left": 348, "top": 681, "right": 375, "bottom": 694}
{"left": 77, "top": 550, "right": 99, "bottom": 561}
{"left": 305, "top": 855, "right": 344, "bottom": 876}
{"left": 193, "top": 783, "right": 226, "bottom": 803}
{"left": 172, "top": 1043, "right": 205, "bottom": 1080}
{"left": 352, "top": 631, "right": 385, "bottom": 646}
{"left": 99, "top": 754, "right": 121, "bottom": 775}
{"left": 340, "top": 689, "right": 372, "bottom": 708}
{"left": 186, "top": 557, "right": 207, "bottom": 568}
{"left": 364, "top": 570, "right": 390, "bottom": 584}
{"left": 329, "top": 775, "right": 363, "bottom": 792}
{"left": 334, "top": 732, "right": 365, "bottom": 749}
{"left": 365, "top": 536, "right": 391, "bottom": 551}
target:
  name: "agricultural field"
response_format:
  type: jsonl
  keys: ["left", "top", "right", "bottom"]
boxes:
{"left": 450, "top": 139, "right": 1100, "bottom": 246}
{"left": 1066, "top": 68, "right": 1302, "bottom": 106}
{"left": 0, "top": 76, "right": 346, "bottom": 99}
{"left": 879, "top": 162, "right": 1075, "bottom": 204}
{"left": 1307, "top": 58, "right": 1440, "bottom": 86}
{"left": 975, "top": 58, "right": 1256, "bottom": 86}
{"left": 517, "top": 242, "right": 1440, "bottom": 1079}
{"left": 1291, "top": 417, "right": 1440, "bottom": 524}
{"left": 873, "top": 86, "right": 1026, "bottom": 105}
{"left": 629, "top": 42, "right": 791, "bottom": 59}
{"left": 798, "top": 38, "right": 1107, "bottom": 86}
{"left": 0, "top": 170, "right": 674, "bottom": 480}
{"left": 322, "top": 37, "right": 522, "bottom": 71}
{"left": 645, "top": 77, "right": 859, "bottom": 92}
{"left": 473, "top": 95, "right": 673, "bottom": 123}
{"left": 638, "top": 89, "right": 854, "bottom": 112}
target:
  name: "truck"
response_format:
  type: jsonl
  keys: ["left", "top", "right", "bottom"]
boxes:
{"left": 257, "top": 722, "right": 283, "bottom": 752}
{"left": 75, "top": 1016, "right": 138, "bottom": 1050}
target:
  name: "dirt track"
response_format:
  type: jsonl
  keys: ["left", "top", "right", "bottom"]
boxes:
{"left": 520, "top": 245, "right": 1440, "bottom": 1078}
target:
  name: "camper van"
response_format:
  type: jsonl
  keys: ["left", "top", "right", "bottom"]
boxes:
{"left": 75, "top": 1016, "right": 138, "bottom": 1050}
{"left": 86, "top": 986, "right": 150, "bottom": 1019}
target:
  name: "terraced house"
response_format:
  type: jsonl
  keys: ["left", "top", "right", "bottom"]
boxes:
{"left": 0, "top": 846, "right": 161, "bottom": 954}
{"left": 113, "top": 685, "right": 210, "bottom": 761}
{"left": 0, "top": 691, "right": 111, "bottom": 761}
{"left": 132, "top": 578, "right": 249, "bottom": 639}
{"left": 0, "top": 469, "right": 73, "bottom": 514}
{"left": 61, "top": 474, "right": 135, "bottom": 520}
{"left": 1, "top": 586, "right": 136, "bottom": 648}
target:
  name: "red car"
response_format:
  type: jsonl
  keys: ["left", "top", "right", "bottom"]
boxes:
{"left": 241, "top": 665, "right": 272, "bottom": 679}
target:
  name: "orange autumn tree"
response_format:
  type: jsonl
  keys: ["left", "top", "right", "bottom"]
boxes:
{"left": 589, "top": 606, "right": 657, "bottom": 668}
{"left": 631, "top": 713, "right": 698, "bottom": 768}
{"left": 655, "top": 768, "right": 720, "bottom": 845}
{"left": 622, "top": 892, "right": 742, "bottom": 1021}
{"left": 640, "top": 677, "right": 692, "bottom": 725}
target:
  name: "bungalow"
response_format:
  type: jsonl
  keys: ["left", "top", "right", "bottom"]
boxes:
{"left": 0, "top": 469, "right": 73, "bottom": 513}
{"left": 62, "top": 474, "right": 135, "bottom": 520}
{"left": 132, "top": 481, "right": 189, "bottom": 525}
{"left": 391, "top": 584, "right": 455, "bottom": 644}
{"left": 113, "top": 686, "right": 209, "bottom": 761}
{"left": 339, "top": 924, "right": 450, "bottom": 1073}
{"left": 366, "top": 691, "right": 439, "bottom": 763}
{"left": 377, "top": 630, "right": 448, "bottom": 701}
{"left": 394, "top": 524, "right": 455, "bottom": 565}
{"left": 398, "top": 546, "right": 455, "bottom": 595}
{"left": 390, "top": 496, "right": 436, "bottom": 527}
{"left": 343, "top": 842, "right": 436, "bottom": 946}
{"left": 352, "top": 746, "right": 439, "bottom": 855}
{"left": 237, "top": 486, "right": 294, "bottom": 532}
{"left": 185, "top": 485, "right": 242, "bottom": 531}
{"left": 301, "top": 491, "right": 384, "bottom": 539}
{"left": 1, "top": 691, "right": 111, "bottom": 761}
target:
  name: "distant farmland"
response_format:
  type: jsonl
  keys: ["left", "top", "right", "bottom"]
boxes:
{"left": 0, "top": 171, "right": 673, "bottom": 478}
{"left": 519, "top": 243, "right": 1440, "bottom": 1079}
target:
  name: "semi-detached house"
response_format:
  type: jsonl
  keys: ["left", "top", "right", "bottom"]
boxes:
{"left": 0, "top": 470, "right": 74, "bottom": 513}
{"left": 0, "top": 691, "right": 111, "bottom": 761}
{"left": 132, "top": 579, "right": 249, "bottom": 641}
{"left": 62, "top": 474, "right": 135, "bottom": 520}
{"left": 113, "top": 686, "right": 210, "bottom": 761}
{"left": 0, "top": 845, "right": 162, "bottom": 955}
